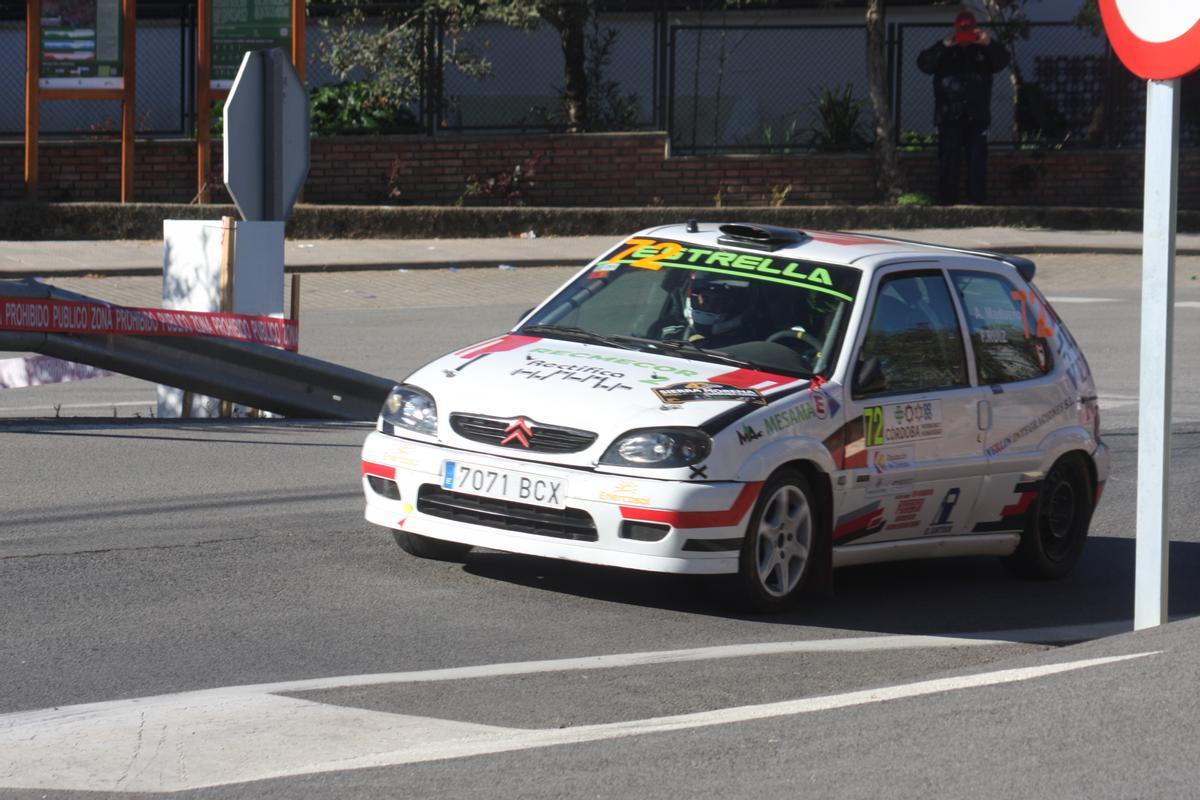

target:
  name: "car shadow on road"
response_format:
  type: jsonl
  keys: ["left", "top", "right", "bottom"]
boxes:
{"left": 462, "top": 536, "right": 1200, "bottom": 639}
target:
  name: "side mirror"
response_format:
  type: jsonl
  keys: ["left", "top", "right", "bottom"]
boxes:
{"left": 517, "top": 307, "right": 534, "bottom": 324}
{"left": 855, "top": 356, "right": 887, "bottom": 395}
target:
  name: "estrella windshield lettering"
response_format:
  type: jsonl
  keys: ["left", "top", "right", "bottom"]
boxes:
{"left": 601, "top": 238, "right": 854, "bottom": 302}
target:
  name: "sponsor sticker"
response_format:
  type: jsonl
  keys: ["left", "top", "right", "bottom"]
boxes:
{"left": 511, "top": 361, "right": 634, "bottom": 392}
{"left": 978, "top": 327, "right": 1009, "bottom": 344}
{"left": 812, "top": 390, "right": 830, "bottom": 419}
{"left": 884, "top": 487, "right": 934, "bottom": 531}
{"left": 654, "top": 382, "right": 767, "bottom": 405}
{"left": 985, "top": 396, "right": 1076, "bottom": 456}
{"left": 736, "top": 424, "right": 763, "bottom": 445}
{"left": 598, "top": 480, "right": 652, "bottom": 506}
{"left": 864, "top": 400, "right": 943, "bottom": 446}
{"left": 872, "top": 446, "right": 915, "bottom": 473}
{"left": 528, "top": 347, "right": 700, "bottom": 384}
{"left": 923, "top": 487, "right": 961, "bottom": 535}
{"left": 598, "top": 238, "right": 855, "bottom": 302}
{"left": 380, "top": 443, "right": 419, "bottom": 467}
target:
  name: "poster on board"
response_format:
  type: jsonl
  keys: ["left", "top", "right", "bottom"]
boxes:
{"left": 39, "top": 0, "right": 124, "bottom": 89}
{"left": 210, "top": 0, "right": 291, "bottom": 90}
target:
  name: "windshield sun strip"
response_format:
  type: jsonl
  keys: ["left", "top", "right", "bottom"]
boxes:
{"left": 601, "top": 258, "right": 855, "bottom": 303}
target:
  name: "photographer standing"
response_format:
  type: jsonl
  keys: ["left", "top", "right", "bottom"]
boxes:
{"left": 917, "top": 11, "right": 1010, "bottom": 204}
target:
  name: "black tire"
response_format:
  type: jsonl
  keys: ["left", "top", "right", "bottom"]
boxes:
{"left": 730, "top": 468, "right": 818, "bottom": 612}
{"left": 1003, "top": 454, "right": 1093, "bottom": 579}
{"left": 392, "top": 531, "right": 472, "bottom": 562}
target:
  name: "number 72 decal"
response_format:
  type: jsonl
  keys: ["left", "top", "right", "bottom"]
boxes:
{"left": 864, "top": 405, "right": 885, "bottom": 447}
{"left": 1011, "top": 290, "right": 1055, "bottom": 339}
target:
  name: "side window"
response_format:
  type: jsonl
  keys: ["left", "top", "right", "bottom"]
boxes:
{"left": 951, "top": 271, "right": 1052, "bottom": 385}
{"left": 854, "top": 272, "right": 968, "bottom": 397}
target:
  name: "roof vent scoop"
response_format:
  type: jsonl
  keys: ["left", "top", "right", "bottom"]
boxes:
{"left": 717, "top": 223, "right": 809, "bottom": 252}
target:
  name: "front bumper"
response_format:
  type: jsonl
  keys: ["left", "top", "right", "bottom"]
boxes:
{"left": 361, "top": 431, "right": 758, "bottom": 575}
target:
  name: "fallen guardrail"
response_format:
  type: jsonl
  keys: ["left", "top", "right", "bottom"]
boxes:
{"left": 0, "top": 278, "right": 395, "bottom": 421}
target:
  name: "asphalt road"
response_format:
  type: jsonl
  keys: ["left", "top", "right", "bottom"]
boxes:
{"left": 3, "top": 254, "right": 1200, "bottom": 797}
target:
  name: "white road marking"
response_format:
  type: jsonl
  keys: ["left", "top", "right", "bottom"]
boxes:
{"left": 1100, "top": 394, "right": 1140, "bottom": 409}
{"left": 1046, "top": 297, "right": 1200, "bottom": 309}
{"left": 0, "top": 632, "right": 1156, "bottom": 793}
{"left": 0, "top": 400, "right": 151, "bottom": 413}
{"left": 1046, "top": 296, "right": 1120, "bottom": 304}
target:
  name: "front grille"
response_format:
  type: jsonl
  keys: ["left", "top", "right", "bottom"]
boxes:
{"left": 450, "top": 413, "right": 597, "bottom": 453}
{"left": 417, "top": 484, "right": 598, "bottom": 541}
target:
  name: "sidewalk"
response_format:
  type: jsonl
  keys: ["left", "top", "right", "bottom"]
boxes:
{"left": 3, "top": 227, "right": 1197, "bottom": 278}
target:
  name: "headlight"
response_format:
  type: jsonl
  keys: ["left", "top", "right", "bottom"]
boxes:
{"left": 379, "top": 384, "right": 438, "bottom": 436}
{"left": 600, "top": 428, "right": 711, "bottom": 468}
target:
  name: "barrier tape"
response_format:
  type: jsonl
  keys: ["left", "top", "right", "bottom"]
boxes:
{"left": 0, "top": 297, "right": 298, "bottom": 351}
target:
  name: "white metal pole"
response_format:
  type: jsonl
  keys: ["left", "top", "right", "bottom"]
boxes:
{"left": 1134, "top": 77, "right": 1180, "bottom": 630}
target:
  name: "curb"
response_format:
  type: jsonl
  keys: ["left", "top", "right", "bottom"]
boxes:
{"left": 0, "top": 259, "right": 584, "bottom": 279}
{"left": 5, "top": 248, "right": 1193, "bottom": 280}
{"left": 1, "top": 201, "right": 1194, "bottom": 241}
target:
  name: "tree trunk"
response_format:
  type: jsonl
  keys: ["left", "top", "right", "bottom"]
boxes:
{"left": 865, "top": 0, "right": 903, "bottom": 202}
{"left": 543, "top": 2, "right": 591, "bottom": 132}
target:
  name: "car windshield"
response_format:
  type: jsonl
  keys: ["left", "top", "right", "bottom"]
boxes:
{"left": 518, "top": 236, "right": 862, "bottom": 378}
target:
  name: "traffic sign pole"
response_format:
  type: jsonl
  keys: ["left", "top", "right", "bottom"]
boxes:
{"left": 223, "top": 48, "right": 309, "bottom": 222}
{"left": 1134, "top": 77, "right": 1180, "bottom": 630}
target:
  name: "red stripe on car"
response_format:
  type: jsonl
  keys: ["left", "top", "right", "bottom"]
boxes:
{"left": 1000, "top": 490, "right": 1039, "bottom": 517}
{"left": 455, "top": 334, "right": 542, "bottom": 359}
{"left": 619, "top": 482, "right": 763, "bottom": 529}
{"left": 707, "top": 368, "right": 795, "bottom": 391}
{"left": 834, "top": 508, "right": 884, "bottom": 540}
{"left": 361, "top": 461, "right": 397, "bottom": 479}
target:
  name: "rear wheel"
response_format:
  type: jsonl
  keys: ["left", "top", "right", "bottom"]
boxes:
{"left": 392, "top": 531, "right": 472, "bottom": 562}
{"left": 1004, "top": 454, "right": 1093, "bottom": 579}
{"left": 731, "top": 468, "right": 817, "bottom": 612}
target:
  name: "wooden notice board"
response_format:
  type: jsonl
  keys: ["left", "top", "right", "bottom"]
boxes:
{"left": 25, "top": 0, "right": 137, "bottom": 200}
{"left": 195, "top": 0, "right": 306, "bottom": 204}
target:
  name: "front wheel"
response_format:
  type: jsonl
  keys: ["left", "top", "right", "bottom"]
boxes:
{"left": 392, "top": 531, "right": 472, "bottom": 563}
{"left": 1003, "top": 454, "right": 1093, "bottom": 579}
{"left": 731, "top": 468, "right": 817, "bottom": 612}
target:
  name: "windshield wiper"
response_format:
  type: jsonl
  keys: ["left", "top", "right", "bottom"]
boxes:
{"left": 644, "top": 339, "right": 757, "bottom": 369}
{"left": 519, "top": 325, "right": 639, "bottom": 351}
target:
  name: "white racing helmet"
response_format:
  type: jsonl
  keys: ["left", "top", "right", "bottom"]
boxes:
{"left": 684, "top": 275, "right": 751, "bottom": 338}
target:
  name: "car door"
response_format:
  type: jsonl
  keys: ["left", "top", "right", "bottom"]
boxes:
{"left": 948, "top": 268, "right": 1075, "bottom": 532}
{"left": 835, "top": 267, "right": 989, "bottom": 546}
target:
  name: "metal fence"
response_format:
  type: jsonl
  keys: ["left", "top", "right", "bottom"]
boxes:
{"left": 668, "top": 24, "right": 868, "bottom": 153}
{"left": 891, "top": 21, "right": 1190, "bottom": 150}
{"left": 666, "top": 20, "right": 1200, "bottom": 154}
{"left": 0, "top": 5, "right": 194, "bottom": 137}
{"left": 1, "top": 9, "right": 1195, "bottom": 149}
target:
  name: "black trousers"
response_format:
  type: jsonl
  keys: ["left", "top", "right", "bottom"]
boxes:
{"left": 937, "top": 119, "right": 989, "bottom": 205}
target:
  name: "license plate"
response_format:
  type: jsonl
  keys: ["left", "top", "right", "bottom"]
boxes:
{"left": 442, "top": 461, "right": 567, "bottom": 509}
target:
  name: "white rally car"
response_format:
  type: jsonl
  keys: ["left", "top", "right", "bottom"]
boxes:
{"left": 362, "top": 222, "right": 1107, "bottom": 610}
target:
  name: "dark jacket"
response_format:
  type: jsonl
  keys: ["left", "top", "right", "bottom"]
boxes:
{"left": 917, "top": 39, "right": 1010, "bottom": 125}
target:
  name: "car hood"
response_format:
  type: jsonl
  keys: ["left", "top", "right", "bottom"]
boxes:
{"left": 406, "top": 334, "right": 807, "bottom": 461}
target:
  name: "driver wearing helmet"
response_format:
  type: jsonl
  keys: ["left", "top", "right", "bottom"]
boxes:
{"left": 669, "top": 274, "right": 753, "bottom": 348}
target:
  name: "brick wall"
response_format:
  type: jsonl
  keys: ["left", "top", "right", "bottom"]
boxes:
{"left": 2, "top": 132, "right": 1195, "bottom": 209}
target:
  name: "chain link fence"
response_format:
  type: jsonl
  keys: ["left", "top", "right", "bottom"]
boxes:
{"left": 665, "top": 19, "right": 1200, "bottom": 155}
{"left": 0, "top": 5, "right": 192, "bottom": 137}
{"left": 442, "top": 13, "right": 655, "bottom": 132}
{"left": 668, "top": 24, "right": 868, "bottom": 153}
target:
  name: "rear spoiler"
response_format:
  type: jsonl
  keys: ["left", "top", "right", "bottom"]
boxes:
{"left": 844, "top": 231, "right": 1037, "bottom": 282}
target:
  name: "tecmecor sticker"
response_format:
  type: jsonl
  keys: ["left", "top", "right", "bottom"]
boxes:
{"left": 0, "top": 297, "right": 298, "bottom": 350}
{"left": 863, "top": 400, "right": 943, "bottom": 446}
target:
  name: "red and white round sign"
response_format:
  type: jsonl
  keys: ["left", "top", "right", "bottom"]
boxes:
{"left": 1100, "top": 0, "right": 1200, "bottom": 80}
